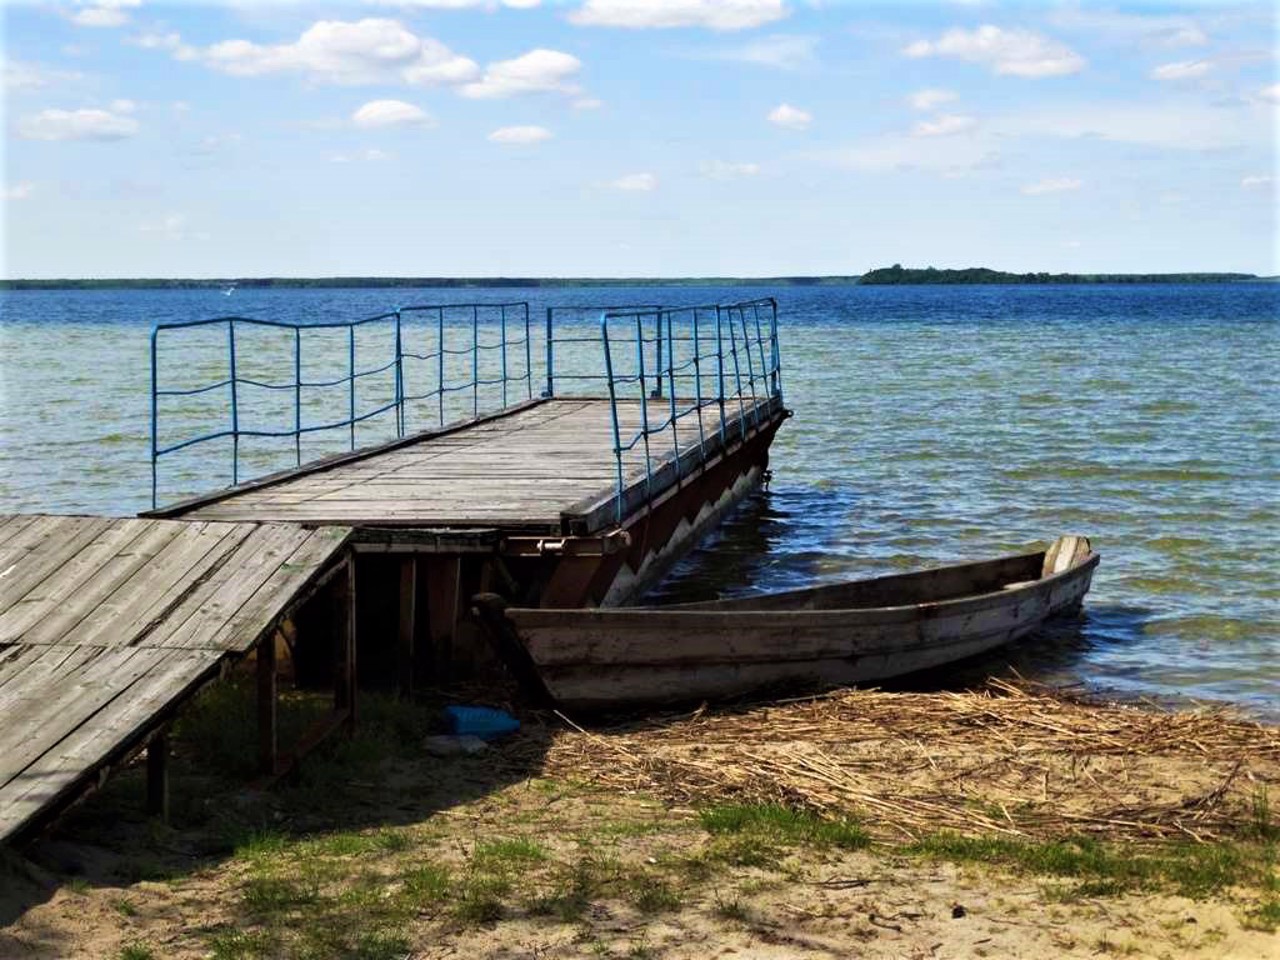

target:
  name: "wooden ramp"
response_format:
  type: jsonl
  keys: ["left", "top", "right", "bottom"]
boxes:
{"left": 0, "top": 514, "right": 351, "bottom": 843}
{"left": 156, "top": 397, "right": 782, "bottom": 536}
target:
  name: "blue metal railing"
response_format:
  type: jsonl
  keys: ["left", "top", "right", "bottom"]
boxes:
{"left": 541, "top": 304, "right": 662, "bottom": 398}
{"left": 599, "top": 298, "right": 782, "bottom": 522}
{"left": 151, "top": 298, "right": 784, "bottom": 517}
{"left": 150, "top": 302, "right": 533, "bottom": 507}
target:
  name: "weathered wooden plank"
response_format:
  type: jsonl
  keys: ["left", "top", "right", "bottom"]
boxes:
{"left": 0, "top": 646, "right": 166, "bottom": 784}
{"left": 148, "top": 525, "right": 350, "bottom": 652}
{"left": 0, "top": 648, "right": 223, "bottom": 841}
{"left": 0, "top": 517, "right": 118, "bottom": 616}
{"left": 2, "top": 521, "right": 186, "bottom": 646}
{"left": 65, "top": 522, "right": 258, "bottom": 649}
{"left": 0, "top": 520, "right": 155, "bottom": 628}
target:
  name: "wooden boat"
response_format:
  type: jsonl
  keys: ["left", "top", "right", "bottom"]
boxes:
{"left": 474, "top": 536, "right": 1099, "bottom": 710}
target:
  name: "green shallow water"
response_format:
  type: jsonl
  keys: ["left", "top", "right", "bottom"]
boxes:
{"left": 1, "top": 284, "right": 1277, "bottom": 717}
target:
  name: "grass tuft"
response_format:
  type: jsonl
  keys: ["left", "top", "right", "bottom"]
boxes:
{"left": 118, "top": 946, "right": 155, "bottom": 960}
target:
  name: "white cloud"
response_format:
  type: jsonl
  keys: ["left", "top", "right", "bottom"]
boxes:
{"left": 139, "top": 212, "right": 208, "bottom": 241}
{"left": 69, "top": 1, "right": 140, "bottom": 29}
{"left": 4, "top": 182, "right": 35, "bottom": 201}
{"left": 1021, "top": 177, "right": 1082, "bottom": 195}
{"left": 461, "top": 49, "right": 582, "bottom": 98}
{"left": 488, "top": 124, "right": 553, "bottom": 144}
{"left": 351, "top": 99, "right": 431, "bottom": 128}
{"left": 767, "top": 102, "right": 810, "bottom": 130}
{"left": 1257, "top": 84, "right": 1280, "bottom": 104}
{"left": 569, "top": 0, "right": 788, "bottom": 31}
{"left": 368, "top": 0, "right": 540, "bottom": 6}
{"left": 700, "top": 160, "right": 760, "bottom": 179}
{"left": 1048, "top": 9, "right": 1208, "bottom": 49}
{"left": 330, "top": 148, "right": 392, "bottom": 162}
{"left": 3, "top": 61, "right": 85, "bottom": 91}
{"left": 904, "top": 25, "right": 1085, "bottom": 78}
{"left": 17, "top": 107, "right": 139, "bottom": 141}
{"left": 110, "top": 98, "right": 137, "bottom": 113}
{"left": 573, "top": 97, "right": 604, "bottom": 110}
{"left": 999, "top": 101, "right": 1260, "bottom": 151}
{"left": 912, "top": 114, "right": 976, "bottom": 137}
{"left": 129, "top": 31, "right": 198, "bottom": 60}
{"left": 813, "top": 136, "right": 999, "bottom": 176}
{"left": 1242, "top": 175, "right": 1273, "bottom": 189}
{"left": 907, "top": 88, "right": 957, "bottom": 111}
{"left": 184, "top": 19, "right": 479, "bottom": 87}
{"left": 610, "top": 172, "right": 657, "bottom": 191}
{"left": 1150, "top": 59, "right": 1211, "bottom": 81}
{"left": 692, "top": 34, "right": 816, "bottom": 70}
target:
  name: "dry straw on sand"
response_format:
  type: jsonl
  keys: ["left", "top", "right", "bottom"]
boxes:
{"left": 537, "top": 679, "right": 1280, "bottom": 843}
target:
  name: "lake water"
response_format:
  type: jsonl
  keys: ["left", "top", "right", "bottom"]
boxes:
{"left": 1, "top": 283, "right": 1277, "bottom": 717}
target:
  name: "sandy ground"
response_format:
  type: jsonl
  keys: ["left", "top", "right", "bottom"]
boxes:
{"left": 1, "top": 685, "right": 1277, "bottom": 959}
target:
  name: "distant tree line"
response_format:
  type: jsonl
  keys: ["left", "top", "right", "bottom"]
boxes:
{"left": 858, "top": 264, "right": 1261, "bottom": 285}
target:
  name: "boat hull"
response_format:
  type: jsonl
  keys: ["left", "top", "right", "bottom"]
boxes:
{"left": 484, "top": 538, "right": 1099, "bottom": 710}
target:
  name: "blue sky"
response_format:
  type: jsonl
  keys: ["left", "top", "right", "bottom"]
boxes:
{"left": 3, "top": 1, "right": 1276, "bottom": 277}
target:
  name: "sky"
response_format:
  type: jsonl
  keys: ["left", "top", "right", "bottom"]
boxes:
{"left": 2, "top": 0, "right": 1276, "bottom": 278}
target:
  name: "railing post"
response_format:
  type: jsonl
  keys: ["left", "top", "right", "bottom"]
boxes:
{"left": 769, "top": 297, "right": 782, "bottom": 402}
{"left": 228, "top": 319, "right": 240, "bottom": 486}
{"left": 472, "top": 304, "right": 479, "bottom": 419}
{"left": 544, "top": 307, "right": 554, "bottom": 398}
{"left": 600, "top": 313, "right": 625, "bottom": 525}
{"left": 500, "top": 303, "right": 508, "bottom": 409}
{"left": 394, "top": 309, "right": 405, "bottom": 438}
{"left": 726, "top": 306, "right": 746, "bottom": 441}
{"left": 347, "top": 324, "right": 356, "bottom": 450}
{"left": 293, "top": 326, "right": 302, "bottom": 466}
{"left": 150, "top": 326, "right": 159, "bottom": 508}
{"left": 692, "top": 307, "right": 706, "bottom": 451}
{"left": 635, "top": 314, "right": 653, "bottom": 503}
{"left": 524, "top": 302, "right": 533, "bottom": 401}
{"left": 738, "top": 305, "right": 760, "bottom": 430}
{"left": 666, "top": 310, "right": 680, "bottom": 480}
{"left": 714, "top": 305, "right": 727, "bottom": 447}
{"left": 437, "top": 307, "right": 445, "bottom": 426}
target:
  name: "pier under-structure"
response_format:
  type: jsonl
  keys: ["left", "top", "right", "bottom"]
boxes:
{"left": 148, "top": 298, "right": 789, "bottom": 695}
{"left": 0, "top": 515, "right": 353, "bottom": 845}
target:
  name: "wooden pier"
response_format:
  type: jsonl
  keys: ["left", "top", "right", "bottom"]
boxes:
{"left": 0, "top": 516, "right": 352, "bottom": 844}
{"left": 2, "top": 298, "right": 790, "bottom": 843}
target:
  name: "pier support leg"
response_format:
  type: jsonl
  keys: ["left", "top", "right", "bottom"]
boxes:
{"left": 335, "top": 556, "right": 357, "bottom": 731}
{"left": 257, "top": 633, "right": 278, "bottom": 776}
{"left": 146, "top": 731, "right": 169, "bottom": 823}
{"left": 397, "top": 556, "right": 417, "bottom": 699}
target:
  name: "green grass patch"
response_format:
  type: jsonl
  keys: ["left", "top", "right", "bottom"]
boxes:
{"left": 118, "top": 946, "right": 155, "bottom": 960}
{"left": 241, "top": 876, "right": 318, "bottom": 916}
{"left": 700, "top": 803, "right": 869, "bottom": 850}
{"left": 206, "top": 929, "right": 280, "bottom": 960}
{"left": 403, "top": 863, "right": 451, "bottom": 907}
{"left": 474, "top": 837, "right": 548, "bottom": 867}
{"left": 907, "top": 832, "right": 1274, "bottom": 901}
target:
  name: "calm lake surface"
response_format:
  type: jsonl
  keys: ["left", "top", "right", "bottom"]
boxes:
{"left": 1, "top": 283, "right": 1277, "bottom": 716}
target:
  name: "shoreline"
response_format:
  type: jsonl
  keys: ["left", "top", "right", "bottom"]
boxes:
{"left": 2, "top": 679, "right": 1275, "bottom": 958}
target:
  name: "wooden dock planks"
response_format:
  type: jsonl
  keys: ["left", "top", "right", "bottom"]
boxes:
{"left": 166, "top": 397, "right": 780, "bottom": 533}
{"left": 0, "top": 515, "right": 351, "bottom": 843}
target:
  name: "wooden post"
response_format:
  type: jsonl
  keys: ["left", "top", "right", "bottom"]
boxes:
{"left": 335, "top": 555, "right": 358, "bottom": 730}
{"left": 397, "top": 556, "right": 417, "bottom": 698}
{"left": 257, "top": 633, "right": 277, "bottom": 776}
{"left": 146, "top": 731, "right": 169, "bottom": 823}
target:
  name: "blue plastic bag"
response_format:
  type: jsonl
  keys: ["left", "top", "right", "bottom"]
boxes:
{"left": 443, "top": 705, "right": 520, "bottom": 741}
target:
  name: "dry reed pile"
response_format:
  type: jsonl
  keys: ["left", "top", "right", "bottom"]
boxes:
{"left": 538, "top": 680, "right": 1280, "bottom": 843}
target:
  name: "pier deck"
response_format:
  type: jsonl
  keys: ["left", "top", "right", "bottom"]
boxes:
{"left": 158, "top": 397, "right": 783, "bottom": 537}
{"left": 0, "top": 515, "right": 352, "bottom": 843}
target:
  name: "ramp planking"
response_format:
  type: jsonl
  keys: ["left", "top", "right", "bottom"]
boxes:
{"left": 154, "top": 397, "right": 782, "bottom": 534}
{"left": 0, "top": 515, "right": 351, "bottom": 843}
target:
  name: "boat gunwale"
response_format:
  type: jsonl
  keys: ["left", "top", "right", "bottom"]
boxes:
{"left": 504, "top": 549, "right": 1100, "bottom": 625}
